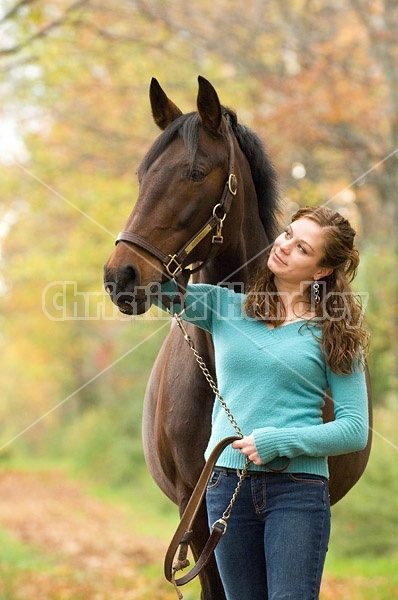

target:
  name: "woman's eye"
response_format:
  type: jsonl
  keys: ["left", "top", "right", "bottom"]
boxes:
{"left": 298, "top": 244, "right": 307, "bottom": 254}
{"left": 284, "top": 228, "right": 291, "bottom": 238}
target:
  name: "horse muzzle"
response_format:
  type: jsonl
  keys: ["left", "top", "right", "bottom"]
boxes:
{"left": 103, "top": 264, "right": 155, "bottom": 315}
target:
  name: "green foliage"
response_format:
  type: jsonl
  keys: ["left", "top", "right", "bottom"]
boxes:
{"left": 0, "top": 528, "right": 56, "bottom": 600}
{"left": 325, "top": 556, "right": 398, "bottom": 600}
{"left": 55, "top": 404, "right": 147, "bottom": 487}
{"left": 40, "top": 317, "right": 170, "bottom": 486}
{"left": 329, "top": 408, "right": 398, "bottom": 559}
{"left": 354, "top": 245, "right": 398, "bottom": 405}
{"left": 0, "top": 528, "right": 53, "bottom": 571}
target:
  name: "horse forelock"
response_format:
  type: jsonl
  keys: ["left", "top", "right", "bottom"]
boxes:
{"left": 140, "top": 112, "right": 200, "bottom": 174}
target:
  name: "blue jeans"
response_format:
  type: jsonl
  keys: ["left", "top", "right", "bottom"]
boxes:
{"left": 206, "top": 468, "right": 331, "bottom": 600}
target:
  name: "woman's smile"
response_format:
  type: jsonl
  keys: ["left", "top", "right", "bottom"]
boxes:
{"left": 273, "top": 251, "right": 287, "bottom": 265}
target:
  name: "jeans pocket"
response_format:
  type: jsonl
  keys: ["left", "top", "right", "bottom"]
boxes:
{"left": 288, "top": 473, "right": 328, "bottom": 486}
{"left": 207, "top": 469, "right": 224, "bottom": 490}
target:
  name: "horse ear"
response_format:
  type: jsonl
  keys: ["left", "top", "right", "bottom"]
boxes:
{"left": 150, "top": 78, "right": 183, "bottom": 130}
{"left": 197, "top": 75, "right": 222, "bottom": 135}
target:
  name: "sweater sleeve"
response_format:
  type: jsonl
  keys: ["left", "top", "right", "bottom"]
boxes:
{"left": 153, "top": 280, "right": 216, "bottom": 333}
{"left": 253, "top": 363, "right": 369, "bottom": 464}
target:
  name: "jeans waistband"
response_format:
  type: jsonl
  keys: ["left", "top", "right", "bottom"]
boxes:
{"left": 215, "top": 466, "right": 266, "bottom": 477}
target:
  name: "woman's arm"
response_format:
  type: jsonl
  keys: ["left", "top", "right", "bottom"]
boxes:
{"left": 244, "top": 366, "right": 369, "bottom": 465}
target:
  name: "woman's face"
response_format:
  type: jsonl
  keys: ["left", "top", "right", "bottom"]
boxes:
{"left": 267, "top": 217, "right": 332, "bottom": 286}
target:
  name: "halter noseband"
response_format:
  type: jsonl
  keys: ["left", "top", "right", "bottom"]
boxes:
{"left": 115, "top": 121, "right": 237, "bottom": 284}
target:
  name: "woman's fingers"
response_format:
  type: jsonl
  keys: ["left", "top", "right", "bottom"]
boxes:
{"left": 232, "top": 435, "right": 261, "bottom": 464}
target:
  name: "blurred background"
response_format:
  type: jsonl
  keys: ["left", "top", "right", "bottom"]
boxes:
{"left": 0, "top": 1, "right": 397, "bottom": 598}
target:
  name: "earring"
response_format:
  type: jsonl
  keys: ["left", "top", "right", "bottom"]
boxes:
{"left": 313, "top": 280, "right": 320, "bottom": 304}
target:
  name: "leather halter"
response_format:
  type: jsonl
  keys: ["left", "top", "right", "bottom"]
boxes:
{"left": 115, "top": 121, "right": 237, "bottom": 284}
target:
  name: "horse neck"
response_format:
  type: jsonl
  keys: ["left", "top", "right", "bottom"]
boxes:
{"left": 194, "top": 179, "right": 269, "bottom": 287}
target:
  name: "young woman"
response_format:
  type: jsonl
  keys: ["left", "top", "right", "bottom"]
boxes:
{"left": 157, "top": 205, "right": 370, "bottom": 600}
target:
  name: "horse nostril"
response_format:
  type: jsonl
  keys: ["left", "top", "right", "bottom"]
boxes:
{"left": 103, "top": 265, "right": 115, "bottom": 294}
{"left": 120, "top": 265, "right": 139, "bottom": 292}
{"left": 103, "top": 264, "right": 139, "bottom": 295}
{"left": 103, "top": 264, "right": 142, "bottom": 314}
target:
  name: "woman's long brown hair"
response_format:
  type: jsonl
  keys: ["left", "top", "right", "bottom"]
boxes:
{"left": 244, "top": 206, "right": 370, "bottom": 374}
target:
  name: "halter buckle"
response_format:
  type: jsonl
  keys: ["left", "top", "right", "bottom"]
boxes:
{"left": 165, "top": 254, "right": 183, "bottom": 278}
{"left": 228, "top": 173, "right": 238, "bottom": 195}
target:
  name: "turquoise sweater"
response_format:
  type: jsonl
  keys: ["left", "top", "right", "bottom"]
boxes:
{"left": 157, "top": 282, "right": 369, "bottom": 477}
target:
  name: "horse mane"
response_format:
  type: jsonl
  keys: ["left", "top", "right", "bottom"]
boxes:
{"left": 223, "top": 107, "right": 280, "bottom": 243}
{"left": 141, "top": 108, "right": 281, "bottom": 243}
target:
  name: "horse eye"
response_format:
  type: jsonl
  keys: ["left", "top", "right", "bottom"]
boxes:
{"left": 188, "top": 168, "right": 206, "bottom": 181}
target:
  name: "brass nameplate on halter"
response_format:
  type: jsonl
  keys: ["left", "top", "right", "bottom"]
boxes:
{"left": 184, "top": 223, "right": 214, "bottom": 255}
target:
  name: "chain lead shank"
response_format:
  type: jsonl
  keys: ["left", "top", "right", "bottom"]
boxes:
{"left": 173, "top": 312, "right": 246, "bottom": 439}
{"left": 173, "top": 311, "right": 251, "bottom": 526}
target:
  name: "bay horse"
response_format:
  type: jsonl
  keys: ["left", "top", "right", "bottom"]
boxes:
{"left": 104, "top": 76, "right": 372, "bottom": 599}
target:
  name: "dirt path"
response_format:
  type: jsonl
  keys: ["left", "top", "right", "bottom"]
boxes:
{"left": 0, "top": 470, "right": 175, "bottom": 599}
{"left": 0, "top": 469, "right": 372, "bottom": 599}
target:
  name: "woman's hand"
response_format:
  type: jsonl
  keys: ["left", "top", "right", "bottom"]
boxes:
{"left": 232, "top": 434, "right": 262, "bottom": 465}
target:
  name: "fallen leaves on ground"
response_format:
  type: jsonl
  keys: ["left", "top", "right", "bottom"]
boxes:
{"left": 0, "top": 470, "right": 175, "bottom": 599}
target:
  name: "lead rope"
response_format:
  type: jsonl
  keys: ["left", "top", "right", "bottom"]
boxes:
{"left": 171, "top": 311, "right": 251, "bottom": 597}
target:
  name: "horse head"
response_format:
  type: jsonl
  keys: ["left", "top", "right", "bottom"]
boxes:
{"left": 104, "top": 76, "right": 247, "bottom": 315}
